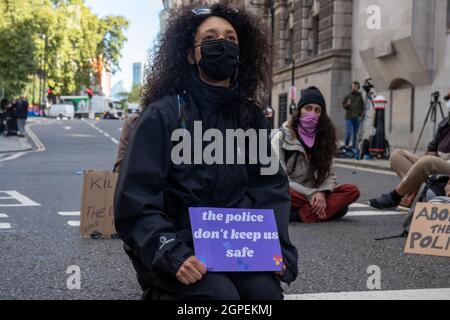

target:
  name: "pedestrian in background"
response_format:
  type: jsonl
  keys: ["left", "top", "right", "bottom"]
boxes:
{"left": 342, "top": 81, "right": 364, "bottom": 149}
{"left": 4, "top": 99, "right": 17, "bottom": 136}
{"left": 15, "top": 96, "right": 29, "bottom": 137}
{"left": 0, "top": 98, "right": 7, "bottom": 135}
{"left": 272, "top": 86, "right": 361, "bottom": 223}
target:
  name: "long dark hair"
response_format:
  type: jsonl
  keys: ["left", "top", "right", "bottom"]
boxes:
{"left": 289, "top": 106, "right": 338, "bottom": 186}
{"left": 142, "top": 1, "right": 271, "bottom": 108}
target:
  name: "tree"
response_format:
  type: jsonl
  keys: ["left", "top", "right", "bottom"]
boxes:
{"left": 0, "top": 0, "right": 128, "bottom": 98}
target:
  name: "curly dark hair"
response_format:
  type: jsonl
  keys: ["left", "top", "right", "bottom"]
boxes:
{"left": 288, "top": 103, "right": 338, "bottom": 187}
{"left": 142, "top": 0, "right": 271, "bottom": 108}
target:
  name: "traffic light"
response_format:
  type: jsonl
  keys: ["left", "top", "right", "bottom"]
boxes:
{"left": 47, "top": 88, "right": 55, "bottom": 100}
{"left": 87, "top": 88, "right": 94, "bottom": 99}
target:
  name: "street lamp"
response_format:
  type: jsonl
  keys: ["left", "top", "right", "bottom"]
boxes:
{"left": 251, "top": 0, "right": 276, "bottom": 127}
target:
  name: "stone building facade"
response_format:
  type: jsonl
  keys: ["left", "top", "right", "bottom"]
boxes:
{"left": 269, "top": 0, "right": 450, "bottom": 149}
{"left": 270, "top": 0, "right": 353, "bottom": 136}
{"left": 159, "top": 0, "right": 450, "bottom": 149}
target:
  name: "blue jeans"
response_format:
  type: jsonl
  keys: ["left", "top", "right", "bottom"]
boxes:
{"left": 345, "top": 118, "right": 360, "bottom": 148}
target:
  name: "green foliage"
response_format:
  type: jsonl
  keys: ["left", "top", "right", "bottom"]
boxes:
{"left": 0, "top": 0, "right": 128, "bottom": 99}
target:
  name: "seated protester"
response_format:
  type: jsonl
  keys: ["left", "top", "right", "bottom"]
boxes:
{"left": 114, "top": 3, "right": 298, "bottom": 300}
{"left": 370, "top": 89, "right": 450, "bottom": 210}
{"left": 271, "top": 87, "right": 360, "bottom": 224}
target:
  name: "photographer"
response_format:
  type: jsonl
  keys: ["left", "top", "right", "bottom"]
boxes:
{"left": 370, "top": 89, "right": 450, "bottom": 209}
{"left": 342, "top": 81, "right": 364, "bottom": 149}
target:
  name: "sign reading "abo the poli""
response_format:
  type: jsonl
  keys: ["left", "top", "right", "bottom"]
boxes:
{"left": 189, "top": 208, "right": 283, "bottom": 272}
{"left": 404, "top": 203, "right": 450, "bottom": 258}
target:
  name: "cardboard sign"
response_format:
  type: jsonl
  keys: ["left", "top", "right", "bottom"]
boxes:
{"left": 189, "top": 207, "right": 283, "bottom": 272}
{"left": 404, "top": 203, "right": 450, "bottom": 258}
{"left": 80, "top": 170, "right": 118, "bottom": 239}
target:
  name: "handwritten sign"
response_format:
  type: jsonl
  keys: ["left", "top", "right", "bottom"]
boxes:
{"left": 404, "top": 203, "right": 450, "bottom": 258}
{"left": 80, "top": 170, "right": 118, "bottom": 239}
{"left": 189, "top": 207, "right": 283, "bottom": 272}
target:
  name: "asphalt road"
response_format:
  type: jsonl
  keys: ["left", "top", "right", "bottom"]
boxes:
{"left": 0, "top": 118, "right": 449, "bottom": 300}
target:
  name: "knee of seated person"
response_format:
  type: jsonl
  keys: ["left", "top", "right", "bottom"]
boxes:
{"left": 238, "top": 274, "right": 283, "bottom": 300}
{"left": 415, "top": 156, "right": 437, "bottom": 170}
{"left": 350, "top": 185, "right": 361, "bottom": 199}
{"left": 390, "top": 149, "right": 406, "bottom": 166}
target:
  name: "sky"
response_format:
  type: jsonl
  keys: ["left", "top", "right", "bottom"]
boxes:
{"left": 84, "top": 0, "right": 163, "bottom": 92}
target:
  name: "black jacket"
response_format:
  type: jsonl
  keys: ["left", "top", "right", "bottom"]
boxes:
{"left": 114, "top": 77, "right": 298, "bottom": 285}
{"left": 16, "top": 100, "right": 29, "bottom": 119}
{"left": 427, "top": 117, "right": 450, "bottom": 153}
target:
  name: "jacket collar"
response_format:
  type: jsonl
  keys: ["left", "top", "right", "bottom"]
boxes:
{"left": 281, "top": 121, "right": 308, "bottom": 156}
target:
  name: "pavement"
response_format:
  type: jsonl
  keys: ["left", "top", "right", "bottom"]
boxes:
{"left": 0, "top": 135, "right": 33, "bottom": 154}
{"left": 0, "top": 119, "right": 37, "bottom": 154}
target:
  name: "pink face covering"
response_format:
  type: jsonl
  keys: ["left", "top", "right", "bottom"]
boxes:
{"left": 298, "top": 112, "right": 320, "bottom": 148}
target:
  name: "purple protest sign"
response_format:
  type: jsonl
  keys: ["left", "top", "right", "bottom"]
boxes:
{"left": 189, "top": 207, "right": 283, "bottom": 272}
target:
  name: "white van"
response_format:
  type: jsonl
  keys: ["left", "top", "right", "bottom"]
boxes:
{"left": 48, "top": 104, "right": 75, "bottom": 119}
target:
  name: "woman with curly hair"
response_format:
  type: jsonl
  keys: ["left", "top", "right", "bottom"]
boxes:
{"left": 272, "top": 86, "right": 360, "bottom": 224}
{"left": 114, "top": 2, "right": 298, "bottom": 300}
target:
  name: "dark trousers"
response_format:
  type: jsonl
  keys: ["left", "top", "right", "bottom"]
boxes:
{"left": 124, "top": 244, "right": 284, "bottom": 300}
{"left": 289, "top": 184, "right": 360, "bottom": 223}
{"left": 146, "top": 271, "right": 284, "bottom": 300}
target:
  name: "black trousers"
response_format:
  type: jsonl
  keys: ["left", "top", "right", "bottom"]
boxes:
{"left": 144, "top": 271, "right": 284, "bottom": 300}
{"left": 125, "top": 244, "right": 284, "bottom": 301}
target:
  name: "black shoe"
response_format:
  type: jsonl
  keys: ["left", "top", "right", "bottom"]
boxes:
{"left": 369, "top": 193, "right": 400, "bottom": 210}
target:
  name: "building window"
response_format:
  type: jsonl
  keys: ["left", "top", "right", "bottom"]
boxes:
{"left": 311, "top": 15, "right": 319, "bottom": 55}
{"left": 278, "top": 93, "right": 288, "bottom": 127}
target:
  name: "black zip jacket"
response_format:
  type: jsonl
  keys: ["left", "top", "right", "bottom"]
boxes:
{"left": 114, "top": 74, "right": 299, "bottom": 285}
{"left": 427, "top": 117, "right": 450, "bottom": 153}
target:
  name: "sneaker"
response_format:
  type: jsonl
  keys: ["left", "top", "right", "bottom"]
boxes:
{"left": 369, "top": 193, "right": 401, "bottom": 210}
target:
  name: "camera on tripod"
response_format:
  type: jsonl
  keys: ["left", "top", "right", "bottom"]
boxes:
{"left": 432, "top": 91, "right": 440, "bottom": 102}
{"left": 362, "top": 79, "right": 374, "bottom": 94}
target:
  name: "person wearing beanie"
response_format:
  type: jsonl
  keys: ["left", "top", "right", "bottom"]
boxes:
{"left": 271, "top": 86, "right": 361, "bottom": 223}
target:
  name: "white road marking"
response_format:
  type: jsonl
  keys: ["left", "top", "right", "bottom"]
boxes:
{"left": 346, "top": 210, "right": 406, "bottom": 217}
{"left": 335, "top": 163, "right": 397, "bottom": 176}
{"left": 58, "top": 211, "right": 80, "bottom": 216}
{"left": 67, "top": 221, "right": 80, "bottom": 227}
{"left": 349, "top": 203, "right": 370, "bottom": 208}
{"left": 0, "top": 191, "right": 41, "bottom": 207}
{"left": 82, "top": 118, "right": 119, "bottom": 146}
{"left": 63, "top": 126, "right": 72, "bottom": 130}
{"left": 0, "top": 152, "right": 27, "bottom": 163}
{"left": 0, "top": 223, "right": 12, "bottom": 229}
{"left": 0, "top": 213, "right": 8, "bottom": 218}
{"left": 284, "top": 288, "right": 450, "bottom": 300}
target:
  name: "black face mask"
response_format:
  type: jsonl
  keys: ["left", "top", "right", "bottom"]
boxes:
{"left": 196, "top": 39, "right": 240, "bottom": 82}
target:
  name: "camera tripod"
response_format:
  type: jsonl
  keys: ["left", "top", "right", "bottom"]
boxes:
{"left": 413, "top": 92, "right": 445, "bottom": 153}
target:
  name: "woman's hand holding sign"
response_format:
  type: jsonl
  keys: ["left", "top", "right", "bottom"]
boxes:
{"left": 176, "top": 256, "right": 207, "bottom": 285}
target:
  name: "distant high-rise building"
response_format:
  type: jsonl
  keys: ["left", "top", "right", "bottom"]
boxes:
{"left": 111, "top": 80, "right": 126, "bottom": 99}
{"left": 132, "top": 62, "right": 143, "bottom": 87}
